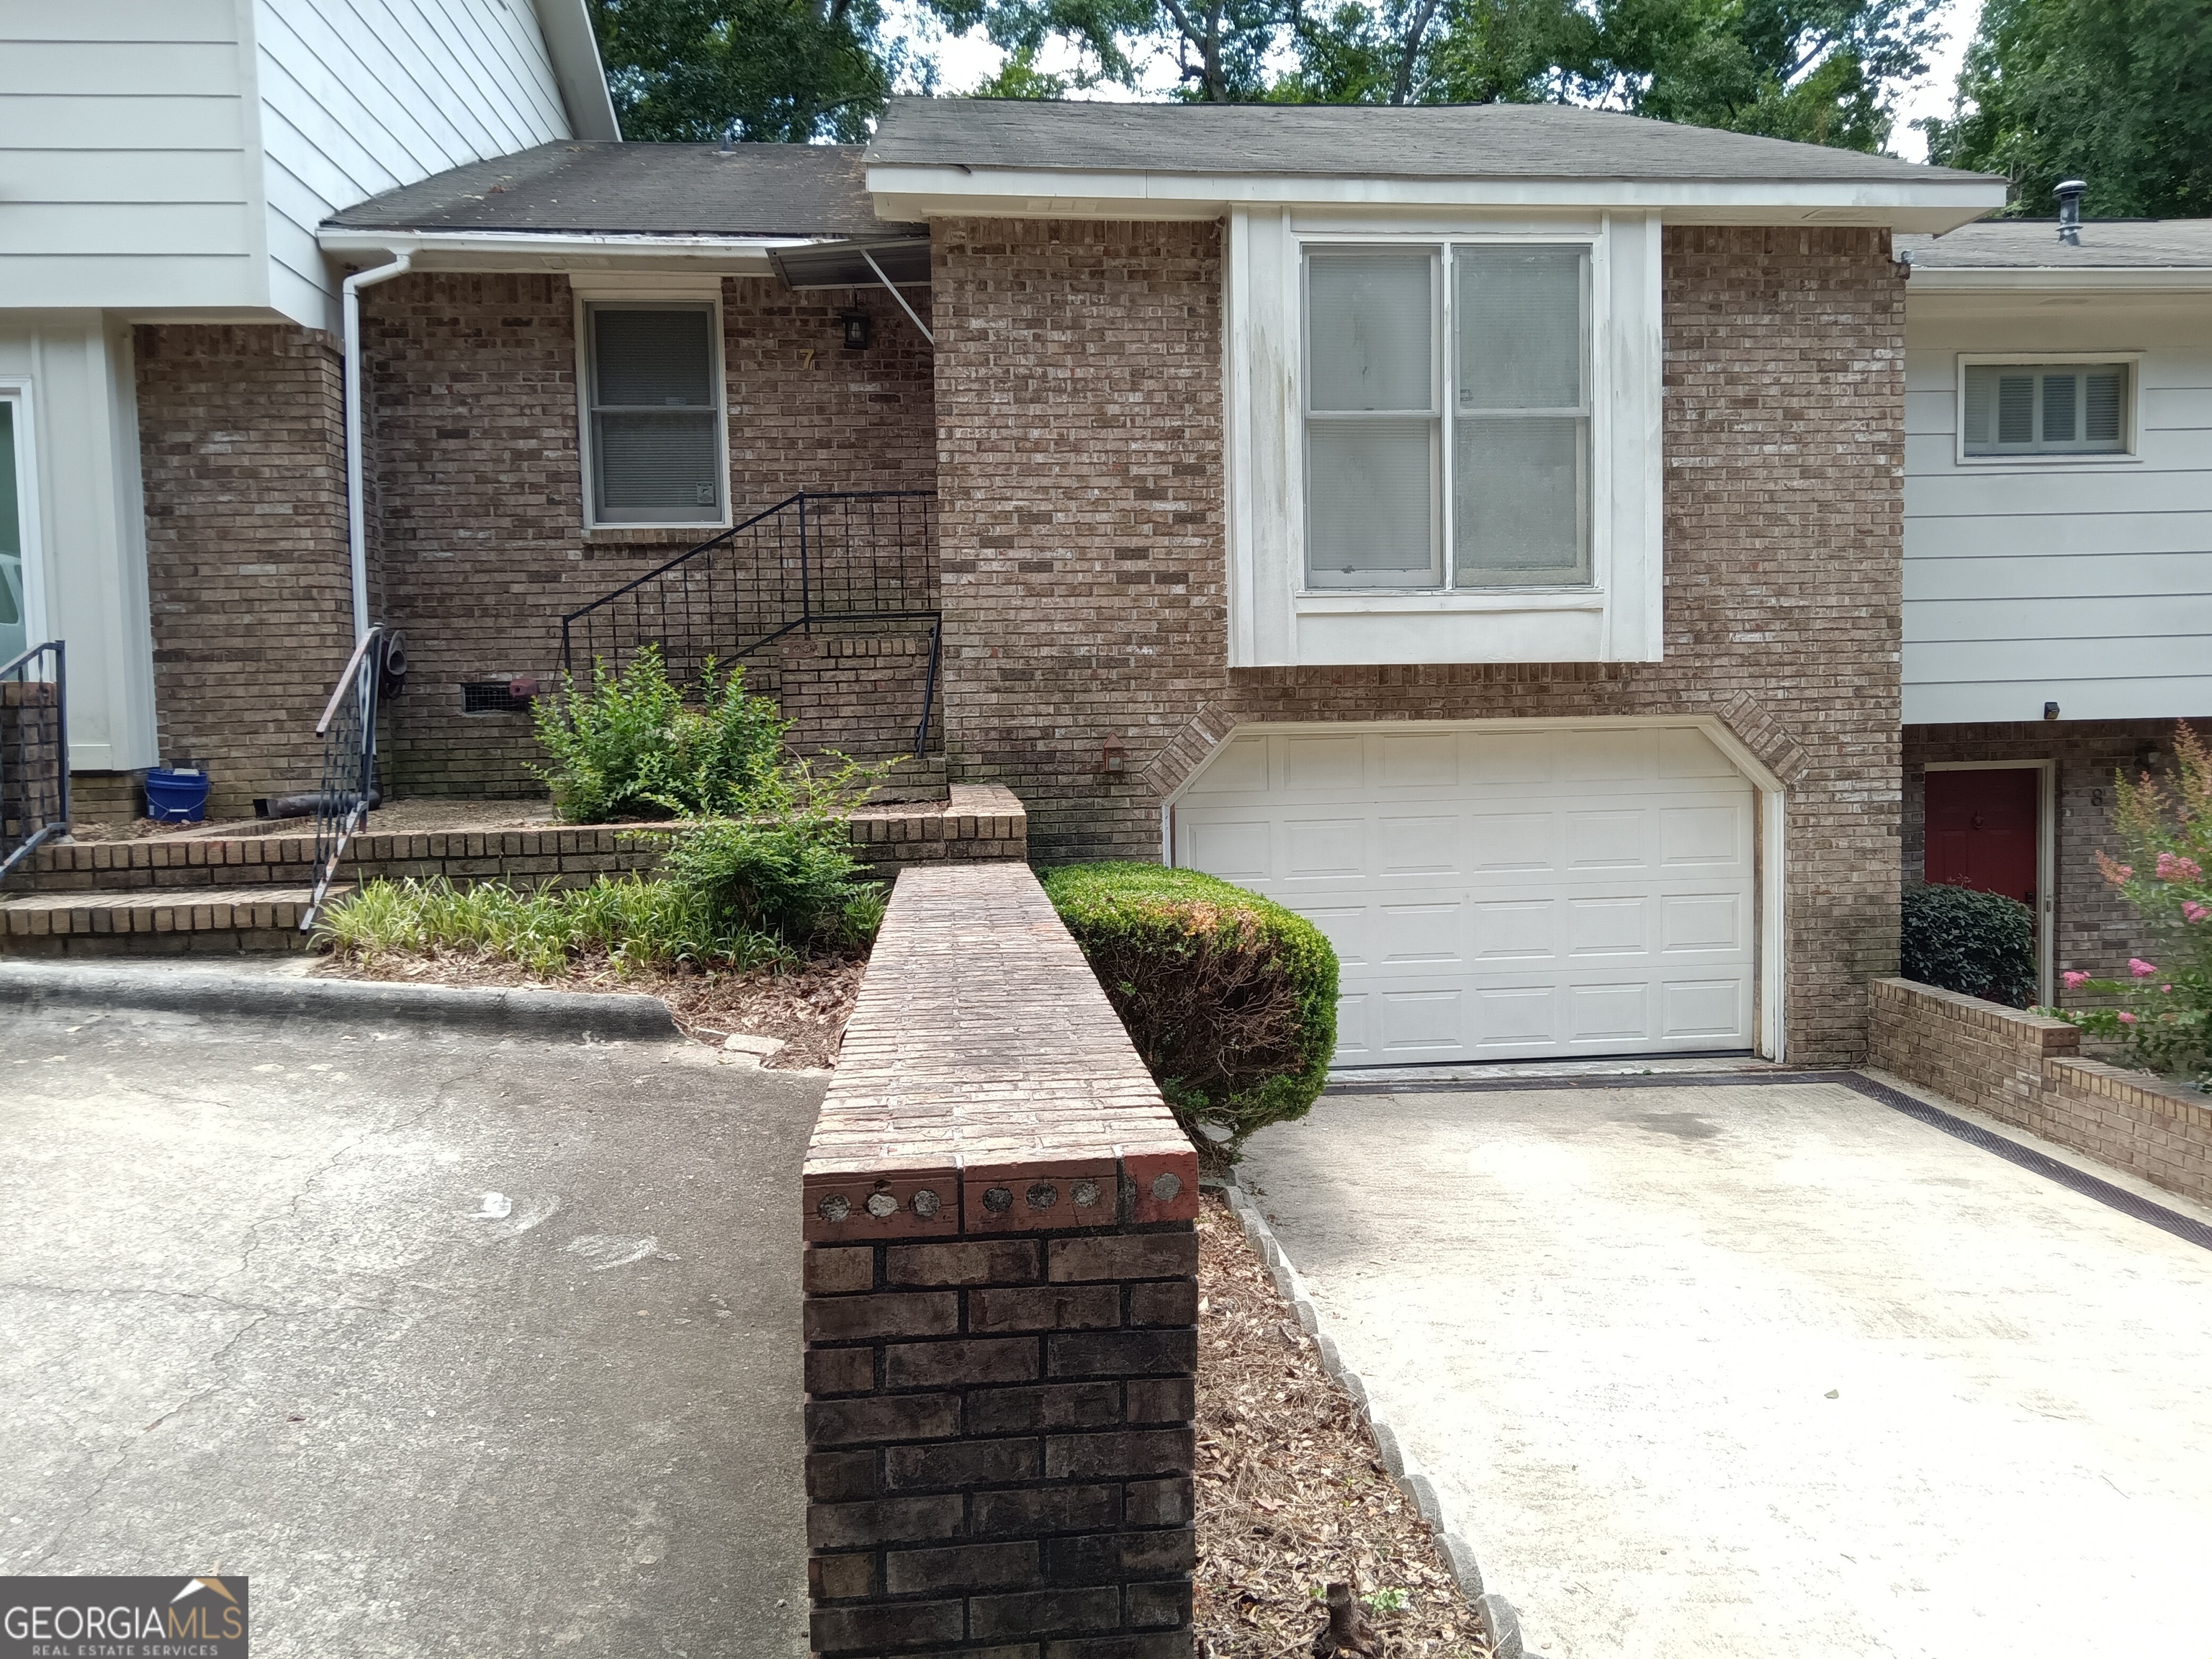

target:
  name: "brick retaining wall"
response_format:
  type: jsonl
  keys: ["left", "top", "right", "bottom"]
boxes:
{"left": 1869, "top": 976, "right": 2212, "bottom": 1207}
{"left": 801, "top": 861, "right": 1200, "bottom": 1659}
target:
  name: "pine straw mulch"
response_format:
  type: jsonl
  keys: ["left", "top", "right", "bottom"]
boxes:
{"left": 312, "top": 947, "right": 865, "bottom": 1069}
{"left": 1197, "top": 1194, "right": 1491, "bottom": 1659}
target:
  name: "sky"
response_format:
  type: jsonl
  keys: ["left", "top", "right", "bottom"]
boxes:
{"left": 890, "top": 0, "right": 1983, "bottom": 163}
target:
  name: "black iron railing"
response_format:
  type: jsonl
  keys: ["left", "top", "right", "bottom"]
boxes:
{"left": 0, "top": 639, "right": 68, "bottom": 884}
{"left": 559, "top": 490, "right": 940, "bottom": 759}
{"left": 300, "top": 628, "right": 389, "bottom": 932}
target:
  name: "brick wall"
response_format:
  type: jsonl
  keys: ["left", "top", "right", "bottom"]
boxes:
{"left": 133, "top": 325, "right": 352, "bottom": 821}
{"left": 358, "top": 271, "right": 936, "bottom": 796}
{"left": 1903, "top": 719, "right": 2212, "bottom": 999}
{"left": 803, "top": 861, "right": 1199, "bottom": 1659}
{"left": 780, "top": 630, "right": 942, "bottom": 771}
{"left": 930, "top": 221, "right": 1906, "bottom": 1065}
{"left": 1869, "top": 975, "right": 2212, "bottom": 1207}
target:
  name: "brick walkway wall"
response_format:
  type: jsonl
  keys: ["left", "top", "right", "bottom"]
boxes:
{"left": 1869, "top": 976, "right": 2212, "bottom": 1207}
{"left": 802, "top": 861, "right": 1199, "bottom": 1659}
{"left": 132, "top": 325, "right": 353, "bottom": 820}
{"left": 930, "top": 222, "right": 1906, "bottom": 1065}
{"left": 1903, "top": 719, "right": 2212, "bottom": 999}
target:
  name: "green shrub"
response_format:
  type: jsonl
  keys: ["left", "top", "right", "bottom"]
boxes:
{"left": 1901, "top": 882, "right": 2037, "bottom": 1008}
{"left": 532, "top": 647, "right": 791, "bottom": 823}
{"left": 1041, "top": 863, "right": 1339, "bottom": 1154}
{"left": 662, "top": 815, "right": 885, "bottom": 948}
{"left": 317, "top": 873, "right": 788, "bottom": 977}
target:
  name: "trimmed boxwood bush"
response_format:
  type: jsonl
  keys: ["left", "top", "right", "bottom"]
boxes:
{"left": 1901, "top": 882, "right": 2036, "bottom": 1008}
{"left": 1042, "top": 862, "right": 1339, "bottom": 1154}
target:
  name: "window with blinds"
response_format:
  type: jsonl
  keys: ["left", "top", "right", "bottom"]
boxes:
{"left": 585, "top": 303, "right": 726, "bottom": 524}
{"left": 1961, "top": 362, "right": 2129, "bottom": 457}
{"left": 1304, "top": 244, "right": 1591, "bottom": 590}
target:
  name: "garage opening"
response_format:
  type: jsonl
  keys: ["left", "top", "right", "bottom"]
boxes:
{"left": 1171, "top": 722, "right": 1764, "bottom": 1064}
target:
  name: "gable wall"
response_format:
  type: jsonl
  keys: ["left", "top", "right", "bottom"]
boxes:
{"left": 930, "top": 220, "right": 1907, "bottom": 1065}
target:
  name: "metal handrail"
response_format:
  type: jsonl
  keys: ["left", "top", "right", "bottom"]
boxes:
{"left": 0, "top": 639, "right": 68, "bottom": 886}
{"left": 300, "top": 627, "right": 384, "bottom": 931}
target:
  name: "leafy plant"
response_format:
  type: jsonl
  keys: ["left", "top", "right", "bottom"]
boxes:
{"left": 1042, "top": 863, "right": 1339, "bottom": 1156}
{"left": 1901, "top": 882, "right": 2037, "bottom": 1008}
{"left": 531, "top": 647, "right": 795, "bottom": 824}
{"left": 2046, "top": 722, "right": 2212, "bottom": 1090}
{"left": 663, "top": 814, "right": 886, "bottom": 948}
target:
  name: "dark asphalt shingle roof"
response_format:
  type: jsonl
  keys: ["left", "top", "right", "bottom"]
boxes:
{"left": 1901, "top": 219, "right": 2212, "bottom": 268}
{"left": 325, "top": 140, "right": 914, "bottom": 238}
{"left": 866, "top": 96, "right": 1995, "bottom": 186}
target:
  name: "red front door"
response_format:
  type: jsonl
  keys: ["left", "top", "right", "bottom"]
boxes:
{"left": 1924, "top": 768, "right": 2039, "bottom": 907}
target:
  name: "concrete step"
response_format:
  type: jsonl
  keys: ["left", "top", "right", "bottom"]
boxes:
{"left": 0, "top": 885, "right": 346, "bottom": 956}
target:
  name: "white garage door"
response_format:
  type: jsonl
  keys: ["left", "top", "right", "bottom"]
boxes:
{"left": 1173, "top": 724, "right": 1760, "bottom": 1065}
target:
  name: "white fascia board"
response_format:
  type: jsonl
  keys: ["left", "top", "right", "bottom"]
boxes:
{"left": 868, "top": 165, "right": 2005, "bottom": 232}
{"left": 315, "top": 229, "right": 827, "bottom": 274}
{"left": 1907, "top": 266, "right": 2212, "bottom": 292}
{"left": 531, "top": 0, "right": 623, "bottom": 140}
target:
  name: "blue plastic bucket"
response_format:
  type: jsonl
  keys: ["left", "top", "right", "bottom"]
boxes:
{"left": 143, "top": 768, "right": 210, "bottom": 823}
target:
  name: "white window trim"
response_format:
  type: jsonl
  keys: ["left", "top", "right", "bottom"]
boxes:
{"left": 572, "top": 289, "right": 733, "bottom": 532}
{"left": 1951, "top": 351, "right": 2145, "bottom": 468}
{"left": 0, "top": 376, "right": 48, "bottom": 655}
{"left": 1226, "top": 208, "right": 1663, "bottom": 667}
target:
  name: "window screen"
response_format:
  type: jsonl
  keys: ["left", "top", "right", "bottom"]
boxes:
{"left": 586, "top": 305, "right": 724, "bottom": 524}
{"left": 1305, "top": 252, "right": 1439, "bottom": 585}
{"left": 1961, "top": 363, "right": 2128, "bottom": 456}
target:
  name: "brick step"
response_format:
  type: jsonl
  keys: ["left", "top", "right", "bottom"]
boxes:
{"left": 0, "top": 885, "right": 343, "bottom": 956}
{"left": 11, "top": 785, "right": 1024, "bottom": 896}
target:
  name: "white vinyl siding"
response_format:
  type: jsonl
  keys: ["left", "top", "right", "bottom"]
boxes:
{"left": 255, "top": 0, "right": 571, "bottom": 328}
{"left": 1903, "top": 294, "right": 2212, "bottom": 723}
{"left": 0, "top": 0, "right": 257, "bottom": 311}
{"left": 582, "top": 304, "right": 728, "bottom": 528}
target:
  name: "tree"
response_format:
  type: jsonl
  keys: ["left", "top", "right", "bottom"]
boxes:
{"left": 1923, "top": 0, "right": 2212, "bottom": 216}
{"left": 588, "top": 0, "right": 910, "bottom": 140}
{"left": 1272, "top": 0, "right": 1591, "bottom": 105}
{"left": 931, "top": 0, "right": 1295, "bottom": 100}
{"left": 1579, "top": 0, "right": 1941, "bottom": 150}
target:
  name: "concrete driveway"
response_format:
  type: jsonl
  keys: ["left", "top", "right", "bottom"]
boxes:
{"left": 1240, "top": 1074, "right": 2212, "bottom": 1659}
{"left": 0, "top": 976, "right": 819, "bottom": 1658}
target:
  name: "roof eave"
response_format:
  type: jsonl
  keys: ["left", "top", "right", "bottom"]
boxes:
{"left": 316, "top": 227, "right": 845, "bottom": 274}
{"left": 866, "top": 163, "right": 2005, "bottom": 233}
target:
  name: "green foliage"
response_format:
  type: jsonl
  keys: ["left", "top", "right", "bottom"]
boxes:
{"left": 531, "top": 647, "right": 797, "bottom": 824}
{"left": 1923, "top": 0, "right": 2212, "bottom": 217}
{"left": 1042, "top": 863, "right": 1339, "bottom": 1154}
{"left": 318, "top": 873, "right": 791, "bottom": 977}
{"left": 1901, "top": 882, "right": 2038, "bottom": 1008}
{"left": 2046, "top": 723, "right": 2212, "bottom": 1091}
{"left": 662, "top": 814, "right": 886, "bottom": 948}
{"left": 588, "top": 0, "right": 917, "bottom": 141}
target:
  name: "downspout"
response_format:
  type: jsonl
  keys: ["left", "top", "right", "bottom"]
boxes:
{"left": 341, "top": 251, "right": 413, "bottom": 642}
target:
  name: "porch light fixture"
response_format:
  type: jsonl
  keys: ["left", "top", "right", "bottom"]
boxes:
{"left": 2044, "top": 701, "right": 2061, "bottom": 720}
{"left": 841, "top": 313, "right": 871, "bottom": 351}
{"left": 1103, "top": 734, "right": 1128, "bottom": 776}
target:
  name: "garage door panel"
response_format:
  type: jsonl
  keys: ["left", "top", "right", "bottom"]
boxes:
{"left": 1379, "top": 732, "right": 1459, "bottom": 787}
{"left": 1565, "top": 895, "right": 1650, "bottom": 956}
{"left": 1660, "top": 803, "right": 1746, "bottom": 867}
{"left": 1285, "top": 734, "right": 1366, "bottom": 791}
{"left": 1660, "top": 892, "right": 1745, "bottom": 953}
{"left": 1282, "top": 817, "right": 1364, "bottom": 878}
{"left": 1465, "top": 731, "right": 1555, "bottom": 785}
{"left": 1187, "top": 733, "right": 1271, "bottom": 796}
{"left": 1377, "top": 899, "right": 1465, "bottom": 965}
{"left": 1180, "top": 817, "right": 1273, "bottom": 882}
{"left": 1175, "top": 724, "right": 1759, "bottom": 1064}
{"left": 1565, "top": 810, "right": 1650, "bottom": 870}
{"left": 1377, "top": 814, "right": 1461, "bottom": 874}
{"left": 1568, "top": 980, "right": 1654, "bottom": 1043}
{"left": 1471, "top": 899, "right": 1554, "bottom": 961}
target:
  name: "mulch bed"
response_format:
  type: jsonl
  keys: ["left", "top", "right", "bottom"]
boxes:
{"left": 1197, "top": 1194, "right": 1491, "bottom": 1659}
{"left": 314, "top": 948, "right": 865, "bottom": 1069}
